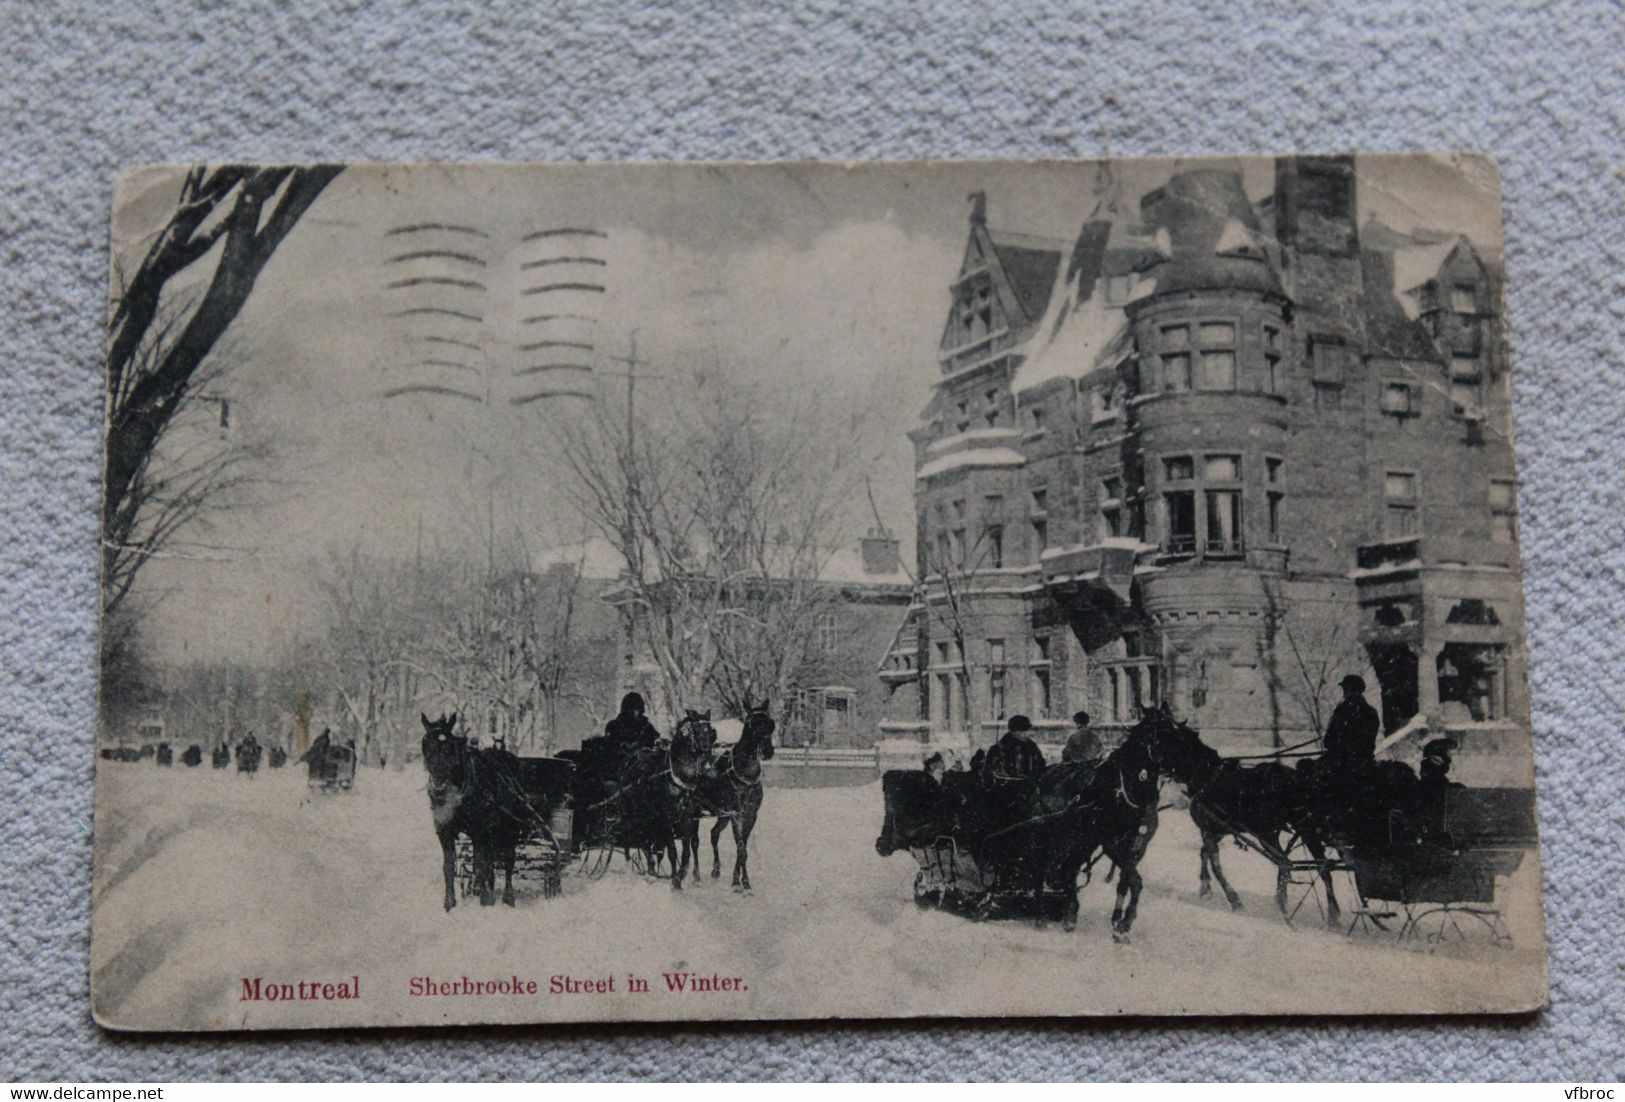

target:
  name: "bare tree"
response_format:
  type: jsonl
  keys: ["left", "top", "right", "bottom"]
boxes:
{"left": 867, "top": 478, "right": 999, "bottom": 735}
{"left": 104, "top": 165, "right": 341, "bottom": 616}
{"left": 1261, "top": 581, "right": 1365, "bottom": 744}
{"left": 312, "top": 547, "right": 421, "bottom": 766}
{"left": 526, "top": 558, "right": 596, "bottom": 752}
{"left": 560, "top": 376, "right": 868, "bottom": 723}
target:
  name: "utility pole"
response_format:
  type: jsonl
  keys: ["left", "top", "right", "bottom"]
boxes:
{"left": 603, "top": 330, "right": 669, "bottom": 710}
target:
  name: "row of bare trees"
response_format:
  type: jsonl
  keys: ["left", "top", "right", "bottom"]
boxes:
{"left": 309, "top": 543, "right": 613, "bottom": 765}
{"left": 558, "top": 375, "right": 883, "bottom": 726}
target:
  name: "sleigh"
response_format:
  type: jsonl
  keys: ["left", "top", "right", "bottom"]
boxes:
{"left": 878, "top": 769, "right": 1070, "bottom": 920}
{"left": 454, "top": 755, "right": 575, "bottom": 900}
{"left": 1338, "top": 786, "right": 1537, "bottom": 947}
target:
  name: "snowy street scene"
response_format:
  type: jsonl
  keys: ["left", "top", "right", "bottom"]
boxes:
{"left": 92, "top": 762, "right": 1543, "bottom": 1029}
{"left": 96, "top": 157, "right": 1545, "bottom": 1029}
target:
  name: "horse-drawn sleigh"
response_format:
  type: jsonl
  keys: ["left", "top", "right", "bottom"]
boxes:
{"left": 877, "top": 707, "right": 1537, "bottom": 947}
{"left": 876, "top": 711, "right": 1193, "bottom": 939}
{"left": 1179, "top": 726, "right": 1538, "bottom": 947}
{"left": 300, "top": 729, "right": 356, "bottom": 793}
{"left": 421, "top": 699, "right": 777, "bottom": 910}
{"left": 1335, "top": 785, "right": 1535, "bottom": 946}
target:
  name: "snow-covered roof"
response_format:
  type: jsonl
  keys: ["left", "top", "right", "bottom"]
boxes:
{"left": 1010, "top": 219, "right": 1153, "bottom": 396}
{"left": 1213, "top": 217, "right": 1266, "bottom": 258}
{"left": 1015, "top": 290, "right": 1136, "bottom": 395}
{"left": 915, "top": 447, "right": 1026, "bottom": 480}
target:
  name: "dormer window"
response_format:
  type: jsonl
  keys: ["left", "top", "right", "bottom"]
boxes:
{"left": 1452, "top": 284, "right": 1476, "bottom": 316}
{"left": 1092, "top": 382, "right": 1118, "bottom": 421}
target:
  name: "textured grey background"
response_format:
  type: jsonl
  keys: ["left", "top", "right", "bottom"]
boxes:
{"left": 2, "top": 0, "right": 1622, "bottom": 1081}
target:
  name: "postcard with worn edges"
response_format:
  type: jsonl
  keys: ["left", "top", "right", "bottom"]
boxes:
{"left": 94, "top": 154, "right": 1546, "bottom": 1030}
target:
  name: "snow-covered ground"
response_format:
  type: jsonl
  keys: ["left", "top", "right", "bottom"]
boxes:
{"left": 90, "top": 764, "right": 1546, "bottom": 1030}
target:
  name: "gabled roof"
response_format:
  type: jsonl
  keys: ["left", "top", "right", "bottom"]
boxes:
{"left": 1392, "top": 236, "right": 1468, "bottom": 299}
{"left": 1360, "top": 250, "right": 1443, "bottom": 363}
{"left": 988, "top": 230, "right": 1065, "bottom": 322}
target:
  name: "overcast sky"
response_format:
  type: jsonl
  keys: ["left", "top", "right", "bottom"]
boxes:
{"left": 113, "top": 154, "right": 1503, "bottom": 664}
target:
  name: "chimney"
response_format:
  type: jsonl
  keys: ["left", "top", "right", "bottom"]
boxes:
{"left": 861, "top": 527, "right": 900, "bottom": 576}
{"left": 968, "top": 190, "right": 987, "bottom": 227}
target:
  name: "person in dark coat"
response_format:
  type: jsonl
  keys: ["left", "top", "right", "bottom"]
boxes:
{"left": 1323, "top": 675, "right": 1381, "bottom": 764}
{"left": 1061, "top": 711, "right": 1104, "bottom": 765}
{"left": 605, "top": 691, "right": 662, "bottom": 754}
{"left": 1417, "top": 737, "right": 1461, "bottom": 838}
{"left": 923, "top": 751, "right": 946, "bottom": 784}
{"left": 984, "top": 715, "right": 1046, "bottom": 782}
{"left": 1418, "top": 737, "right": 1460, "bottom": 798}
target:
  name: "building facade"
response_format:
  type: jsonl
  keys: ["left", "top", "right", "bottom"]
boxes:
{"left": 880, "top": 156, "right": 1529, "bottom": 782}
{"left": 623, "top": 532, "right": 913, "bottom": 749}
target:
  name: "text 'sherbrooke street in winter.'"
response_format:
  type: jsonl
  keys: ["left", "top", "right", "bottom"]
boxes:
{"left": 94, "top": 155, "right": 1546, "bottom": 1030}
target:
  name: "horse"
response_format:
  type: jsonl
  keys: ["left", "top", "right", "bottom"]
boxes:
{"left": 691, "top": 698, "right": 776, "bottom": 893}
{"left": 612, "top": 710, "right": 716, "bottom": 890}
{"left": 1172, "top": 731, "right": 1343, "bottom": 927}
{"left": 420, "top": 712, "right": 551, "bottom": 909}
{"left": 1021, "top": 706, "right": 1221, "bottom": 940}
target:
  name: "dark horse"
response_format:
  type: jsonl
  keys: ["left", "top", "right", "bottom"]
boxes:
{"left": 615, "top": 710, "right": 716, "bottom": 890}
{"left": 1174, "top": 730, "right": 1343, "bottom": 927}
{"left": 420, "top": 712, "right": 530, "bottom": 909}
{"left": 1020, "top": 706, "right": 1212, "bottom": 939}
{"left": 691, "top": 698, "right": 776, "bottom": 893}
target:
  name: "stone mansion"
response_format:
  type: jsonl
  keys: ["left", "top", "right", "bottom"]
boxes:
{"left": 877, "top": 155, "right": 1529, "bottom": 784}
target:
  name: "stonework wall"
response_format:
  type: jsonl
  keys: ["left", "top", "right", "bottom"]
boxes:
{"left": 901, "top": 156, "right": 1524, "bottom": 767}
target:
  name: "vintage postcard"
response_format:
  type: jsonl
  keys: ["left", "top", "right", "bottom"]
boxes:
{"left": 94, "top": 154, "right": 1546, "bottom": 1030}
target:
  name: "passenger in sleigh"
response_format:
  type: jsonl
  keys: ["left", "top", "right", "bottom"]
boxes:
{"left": 964, "top": 716, "right": 1047, "bottom": 859}
{"left": 982, "top": 715, "right": 1046, "bottom": 784}
{"left": 1415, "top": 737, "right": 1463, "bottom": 843}
{"left": 605, "top": 692, "right": 663, "bottom": 754}
{"left": 876, "top": 751, "right": 961, "bottom": 855}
